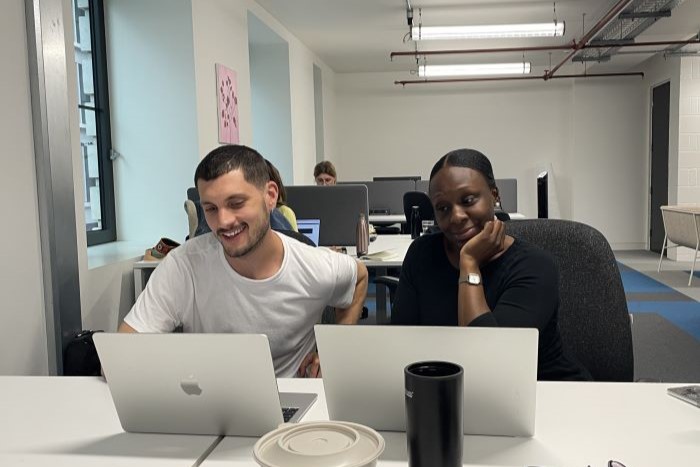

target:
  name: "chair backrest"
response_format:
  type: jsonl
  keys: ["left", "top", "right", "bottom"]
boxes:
{"left": 186, "top": 187, "right": 211, "bottom": 237}
{"left": 660, "top": 206, "right": 700, "bottom": 249}
{"left": 506, "top": 219, "right": 634, "bottom": 382}
{"left": 403, "top": 191, "right": 434, "bottom": 222}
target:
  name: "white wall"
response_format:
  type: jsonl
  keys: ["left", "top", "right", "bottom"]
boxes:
{"left": 191, "top": 0, "right": 254, "bottom": 156}
{"left": 675, "top": 57, "right": 700, "bottom": 260}
{"left": 332, "top": 72, "right": 648, "bottom": 248}
{"left": 678, "top": 57, "right": 700, "bottom": 204}
{"left": 250, "top": 42, "right": 294, "bottom": 181}
{"left": 106, "top": 0, "right": 200, "bottom": 243}
{"left": 0, "top": 0, "right": 48, "bottom": 375}
{"left": 191, "top": 0, "right": 336, "bottom": 185}
{"left": 570, "top": 78, "right": 646, "bottom": 249}
{"left": 248, "top": 12, "right": 294, "bottom": 182}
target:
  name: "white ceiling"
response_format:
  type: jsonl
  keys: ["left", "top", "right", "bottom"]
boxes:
{"left": 254, "top": 0, "right": 700, "bottom": 77}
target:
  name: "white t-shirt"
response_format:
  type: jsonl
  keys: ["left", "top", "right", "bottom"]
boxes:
{"left": 124, "top": 231, "right": 358, "bottom": 377}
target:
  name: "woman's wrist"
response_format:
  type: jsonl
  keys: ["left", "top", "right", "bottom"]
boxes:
{"left": 459, "top": 255, "right": 480, "bottom": 273}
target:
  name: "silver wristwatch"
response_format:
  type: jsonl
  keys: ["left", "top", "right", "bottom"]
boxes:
{"left": 458, "top": 272, "right": 482, "bottom": 286}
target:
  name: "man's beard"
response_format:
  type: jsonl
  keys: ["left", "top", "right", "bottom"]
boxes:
{"left": 219, "top": 208, "right": 271, "bottom": 259}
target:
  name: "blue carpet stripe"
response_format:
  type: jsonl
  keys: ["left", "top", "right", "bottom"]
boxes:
{"left": 619, "top": 262, "right": 700, "bottom": 342}
{"left": 618, "top": 263, "right": 679, "bottom": 294}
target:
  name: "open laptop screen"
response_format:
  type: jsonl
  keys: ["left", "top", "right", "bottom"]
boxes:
{"left": 296, "top": 219, "right": 320, "bottom": 246}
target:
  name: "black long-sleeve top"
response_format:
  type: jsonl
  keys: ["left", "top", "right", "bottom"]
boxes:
{"left": 392, "top": 233, "right": 591, "bottom": 381}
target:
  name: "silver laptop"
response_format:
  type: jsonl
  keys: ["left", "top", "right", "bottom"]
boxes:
{"left": 315, "top": 325, "right": 538, "bottom": 437}
{"left": 94, "top": 333, "right": 317, "bottom": 436}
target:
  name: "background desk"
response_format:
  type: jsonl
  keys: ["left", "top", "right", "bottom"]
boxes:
{"left": 133, "top": 235, "right": 413, "bottom": 323}
{"left": 0, "top": 376, "right": 219, "bottom": 466}
{"left": 202, "top": 379, "right": 700, "bottom": 467}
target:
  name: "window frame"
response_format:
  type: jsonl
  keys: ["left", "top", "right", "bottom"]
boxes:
{"left": 80, "top": 0, "right": 116, "bottom": 246}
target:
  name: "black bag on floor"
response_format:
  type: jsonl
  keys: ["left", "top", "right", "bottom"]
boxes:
{"left": 63, "top": 330, "right": 103, "bottom": 376}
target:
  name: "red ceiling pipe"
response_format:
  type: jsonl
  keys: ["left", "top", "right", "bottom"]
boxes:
{"left": 389, "top": 39, "right": 700, "bottom": 59}
{"left": 545, "top": 0, "right": 635, "bottom": 79}
{"left": 394, "top": 71, "right": 644, "bottom": 86}
{"left": 390, "top": 43, "right": 575, "bottom": 59}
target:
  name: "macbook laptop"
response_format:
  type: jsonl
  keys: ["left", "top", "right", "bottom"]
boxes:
{"left": 94, "top": 333, "right": 317, "bottom": 436}
{"left": 315, "top": 325, "right": 538, "bottom": 437}
{"left": 296, "top": 218, "right": 321, "bottom": 246}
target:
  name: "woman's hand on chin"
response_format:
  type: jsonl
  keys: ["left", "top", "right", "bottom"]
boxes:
{"left": 459, "top": 220, "right": 507, "bottom": 267}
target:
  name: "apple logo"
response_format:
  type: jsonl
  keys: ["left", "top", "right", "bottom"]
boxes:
{"left": 180, "top": 377, "right": 203, "bottom": 396}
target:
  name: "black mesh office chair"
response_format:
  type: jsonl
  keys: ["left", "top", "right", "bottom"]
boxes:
{"left": 506, "top": 219, "right": 633, "bottom": 381}
{"left": 403, "top": 191, "right": 434, "bottom": 222}
{"left": 376, "top": 219, "right": 634, "bottom": 382}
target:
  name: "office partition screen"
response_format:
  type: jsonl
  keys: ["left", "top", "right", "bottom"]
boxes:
{"left": 287, "top": 185, "right": 369, "bottom": 246}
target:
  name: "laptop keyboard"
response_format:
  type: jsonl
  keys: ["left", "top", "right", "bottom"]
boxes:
{"left": 282, "top": 407, "right": 299, "bottom": 422}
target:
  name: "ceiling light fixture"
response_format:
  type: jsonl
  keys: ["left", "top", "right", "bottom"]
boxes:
{"left": 418, "top": 62, "right": 532, "bottom": 78}
{"left": 412, "top": 22, "right": 565, "bottom": 40}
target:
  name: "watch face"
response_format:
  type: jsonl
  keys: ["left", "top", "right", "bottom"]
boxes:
{"left": 468, "top": 273, "right": 481, "bottom": 285}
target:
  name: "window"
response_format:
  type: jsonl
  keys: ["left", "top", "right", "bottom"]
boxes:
{"left": 72, "top": 0, "right": 115, "bottom": 245}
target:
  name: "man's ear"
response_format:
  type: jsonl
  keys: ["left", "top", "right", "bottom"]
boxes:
{"left": 265, "top": 181, "right": 279, "bottom": 210}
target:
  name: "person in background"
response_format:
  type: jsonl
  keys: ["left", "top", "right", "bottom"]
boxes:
{"left": 391, "top": 148, "right": 591, "bottom": 381}
{"left": 119, "top": 144, "right": 369, "bottom": 378}
{"left": 265, "top": 159, "right": 298, "bottom": 231}
{"left": 314, "top": 161, "right": 337, "bottom": 186}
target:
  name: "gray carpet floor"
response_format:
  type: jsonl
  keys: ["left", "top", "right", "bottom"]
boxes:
{"left": 631, "top": 313, "right": 700, "bottom": 382}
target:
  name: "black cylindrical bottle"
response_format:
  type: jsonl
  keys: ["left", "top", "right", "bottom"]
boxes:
{"left": 410, "top": 205, "right": 421, "bottom": 239}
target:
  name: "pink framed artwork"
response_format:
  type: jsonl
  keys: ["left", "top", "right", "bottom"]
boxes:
{"left": 216, "top": 63, "right": 239, "bottom": 144}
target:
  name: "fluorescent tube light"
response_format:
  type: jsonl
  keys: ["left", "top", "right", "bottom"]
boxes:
{"left": 418, "top": 62, "right": 531, "bottom": 78}
{"left": 412, "top": 21, "right": 565, "bottom": 40}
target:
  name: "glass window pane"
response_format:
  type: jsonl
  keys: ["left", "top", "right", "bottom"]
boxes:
{"left": 73, "top": 0, "right": 94, "bottom": 108}
{"left": 81, "top": 109, "right": 102, "bottom": 232}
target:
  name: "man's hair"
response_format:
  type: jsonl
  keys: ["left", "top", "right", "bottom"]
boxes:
{"left": 265, "top": 159, "right": 287, "bottom": 206}
{"left": 429, "top": 148, "right": 497, "bottom": 192}
{"left": 314, "top": 160, "right": 337, "bottom": 179}
{"left": 194, "top": 144, "right": 270, "bottom": 188}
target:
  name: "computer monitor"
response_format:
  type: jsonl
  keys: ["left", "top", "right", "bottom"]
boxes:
{"left": 286, "top": 184, "right": 369, "bottom": 246}
{"left": 296, "top": 219, "right": 320, "bottom": 246}
{"left": 537, "top": 171, "right": 548, "bottom": 219}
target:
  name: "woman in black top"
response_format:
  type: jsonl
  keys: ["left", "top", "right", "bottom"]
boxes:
{"left": 392, "top": 149, "right": 591, "bottom": 381}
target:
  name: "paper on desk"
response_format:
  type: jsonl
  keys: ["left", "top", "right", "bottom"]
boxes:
{"left": 360, "top": 249, "right": 397, "bottom": 261}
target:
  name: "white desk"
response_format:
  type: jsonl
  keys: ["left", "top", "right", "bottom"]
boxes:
{"left": 202, "top": 379, "right": 700, "bottom": 467}
{"left": 3, "top": 377, "right": 697, "bottom": 466}
{"left": 369, "top": 213, "right": 406, "bottom": 224}
{"left": 0, "top": 376, "right": 220, "bottom": 466}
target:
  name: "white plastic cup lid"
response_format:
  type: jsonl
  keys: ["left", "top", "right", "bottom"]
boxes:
{"left": 253, "top": 421, "right": 385, "bottom": 467}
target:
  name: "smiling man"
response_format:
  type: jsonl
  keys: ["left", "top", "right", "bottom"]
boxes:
{"left": 119, "top": 144, "right": 368, "bottom": 378}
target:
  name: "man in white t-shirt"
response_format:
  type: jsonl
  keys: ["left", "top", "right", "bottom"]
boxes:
{"left": 119, "top": 144, "right": 368, "bottom": 378}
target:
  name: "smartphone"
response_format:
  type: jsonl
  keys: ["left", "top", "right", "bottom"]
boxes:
{"left": 667, "top": 385, "right": 700, "bottom": 407}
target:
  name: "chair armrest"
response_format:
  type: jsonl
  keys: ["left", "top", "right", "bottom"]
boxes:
{"left": 374, "top": 276, "right": 400, "bottom": 289}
